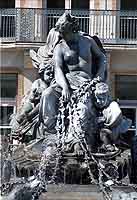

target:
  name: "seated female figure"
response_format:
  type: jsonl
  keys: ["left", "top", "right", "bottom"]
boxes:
{"left": 39, "top": 13, "right": 107, "bottom": 151}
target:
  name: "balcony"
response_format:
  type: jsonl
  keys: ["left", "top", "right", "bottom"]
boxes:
{"left": 0, "top": 8, "right": 137, "bottom": 44}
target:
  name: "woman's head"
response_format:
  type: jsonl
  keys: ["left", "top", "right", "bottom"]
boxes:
{"left": 55, "top": 12, "right": 79, "bottom": 35}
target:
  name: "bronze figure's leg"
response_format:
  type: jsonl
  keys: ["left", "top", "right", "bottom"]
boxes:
{"left": 39, "top": 87, "right": 60, "bottom": 133}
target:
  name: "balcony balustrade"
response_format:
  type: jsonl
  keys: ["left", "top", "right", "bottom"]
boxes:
{"left": 0, "top": 8, "right": 137, "bottom": 44}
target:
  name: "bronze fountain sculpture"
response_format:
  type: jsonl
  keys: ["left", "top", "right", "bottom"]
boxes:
{"left": 1, "top": 12, "right": 136, "bottom": 200}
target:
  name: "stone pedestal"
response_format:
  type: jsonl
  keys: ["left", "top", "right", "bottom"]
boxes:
{"left": 40, "top": 185, "right": 104, "bottom": 200}
{"left": 39, "top": 184, "right": 137, "bottom": 200}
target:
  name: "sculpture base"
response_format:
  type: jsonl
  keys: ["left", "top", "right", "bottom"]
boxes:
{"left": 40, "top": 184, "right": 104, "bottom": 200}
{"left": 39, "top": 184, "right": 137, "bottom": 200}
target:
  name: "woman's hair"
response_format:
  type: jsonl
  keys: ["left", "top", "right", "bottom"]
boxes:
{"left": 55, "top": 12, "right": 79, "bottom": 33}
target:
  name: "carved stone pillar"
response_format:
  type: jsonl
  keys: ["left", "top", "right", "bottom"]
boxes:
{"left": 17, "top": 73, "right": 24, "bottom": 111}
{"left": 106, "top": 50, "right": 114, "bottom": 97}
{"left": 15, "top": 0, "right": 43, "bottom": 8}
{"left": 65, "top": 0, "right": 71, "bottom": 9}
{"left": 106, "top": 50, "right": 111, "bottom": 83}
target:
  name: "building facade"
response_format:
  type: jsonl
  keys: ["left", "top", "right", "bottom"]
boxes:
{"left": 0, "top": 0, "right": 137, "bottom": 138}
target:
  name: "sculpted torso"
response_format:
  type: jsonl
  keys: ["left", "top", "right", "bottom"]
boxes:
{"left": 58, "top": 35, "right": 92, "bottom": 78}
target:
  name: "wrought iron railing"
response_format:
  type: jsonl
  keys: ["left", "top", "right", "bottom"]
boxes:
{"left": 0, "top": 8, "right": 137, "bottom": 44}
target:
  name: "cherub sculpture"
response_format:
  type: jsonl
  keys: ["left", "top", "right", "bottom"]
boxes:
{"left": 94, "top": 82, "right": 132, "bottom": 151}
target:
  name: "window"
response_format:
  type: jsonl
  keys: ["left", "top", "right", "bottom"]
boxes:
{"left": 0, "top": 1, "right": 15, "bottom": 39}
{"left": 0, "top": 0, "right": 15, "bottom": 8}
{"left": 115, "top": 75, "right": 137, "bottom": 136}
{"left": 0, "top": 128, "right": 11, "bottom": 136}
{"left": 46, "top": 0, "right": 65, "bottom": 33}
{"left": 0, "top": 73, "right": 17, "bottom": 136}
{"left": 0, "top": 106, "right": 15, "bottom": 126}
{"left": 71, "top": 0, "right": 89, "bottom": 33}
{"left": 47, "top": 0, "right": 65, "bottom": 8}
{"left": 0, "top": 15, "right": 15, "bottom": 38}
{"left": 0, "top": 105, "right": 16, "bottom": 136}
{"left": 120, "top": 0, "right": 137, "bottom": 40}
{"left": 0, "top": 74, "right": 17, "bottom": 99}
{"left": 71, "top": 0, "right": 89, "bottom": 9}
{"left": 115, "top": 75, "right": 137, "bottom": 100}
{"left": 121, "top": 107, "right": 137, "bottom": 136}
{"left": 120, "top": 14, "right": 137, "bottom": 40}
{"left": 121, "top": 0, "right": 137, "bottom": 10}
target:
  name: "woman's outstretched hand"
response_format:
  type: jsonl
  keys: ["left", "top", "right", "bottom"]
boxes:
{"left": 62, "top": 86, "right": 70, "bottom": 102}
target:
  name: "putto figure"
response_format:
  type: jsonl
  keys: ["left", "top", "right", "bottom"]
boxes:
{"left": 94, "top": 82, "right": 132, "bottom": 151}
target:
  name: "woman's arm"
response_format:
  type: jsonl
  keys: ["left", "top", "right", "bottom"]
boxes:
{"left": 90, "top": 37, "right": 107, "bottom": 81}
{"left": 54, "top": 44, "right": 70, "bottom": 101}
